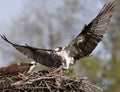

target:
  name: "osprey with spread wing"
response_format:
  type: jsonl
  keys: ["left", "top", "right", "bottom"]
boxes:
{"left": 1, "top": 2, "right": 115, "bottom": 70}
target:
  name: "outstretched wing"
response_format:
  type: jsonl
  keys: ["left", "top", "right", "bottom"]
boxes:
{"left": 1, "top": 35, "right": 62, "bottom": 68}
{"left": 68, "top": 2, "right": 116, "bottom": 59}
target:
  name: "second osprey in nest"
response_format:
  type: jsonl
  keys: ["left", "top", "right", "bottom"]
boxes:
{"left": 1, "top": 2, "right": 115, "bottom": 70}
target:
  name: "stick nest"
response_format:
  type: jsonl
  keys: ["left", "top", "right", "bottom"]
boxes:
{"left": 0, "top": 70, "right": 103, "bottom": 92}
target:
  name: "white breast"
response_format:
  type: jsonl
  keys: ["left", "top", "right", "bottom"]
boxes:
{"left": 55, "top": 49, "right": 74, "bottom": 69}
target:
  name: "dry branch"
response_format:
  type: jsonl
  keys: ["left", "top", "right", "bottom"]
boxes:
{"left": 0, "top": 70, "right": 103, "bottom": 92}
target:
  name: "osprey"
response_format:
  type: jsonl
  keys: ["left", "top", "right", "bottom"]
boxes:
{"left": 0, "top": 62, "right": 36, "bottom": 75}
{"left": 1, "top": 2, "right": 115, "bottom": 70}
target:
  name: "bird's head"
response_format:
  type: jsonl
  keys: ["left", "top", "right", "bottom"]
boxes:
{"left": 30, "top": 61, "right": 36, "bottom": 66}
{"left": 54, "top": 47, "right": 66, "bottom": 56}
{"left": 27, "top": 61, "right": 36, "bottom": 73}
{"left": 54, "top": 47, "right": 64, "bottom": 52}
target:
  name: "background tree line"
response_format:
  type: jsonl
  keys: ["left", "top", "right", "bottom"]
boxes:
{"left": 0, "top": 0, "right": 120, "bottom": 92}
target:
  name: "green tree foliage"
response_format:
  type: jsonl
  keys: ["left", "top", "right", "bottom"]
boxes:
{"left": 102, "top": 1, "right": 120, "bottom": 91}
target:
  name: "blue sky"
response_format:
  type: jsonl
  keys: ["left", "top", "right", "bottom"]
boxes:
{"left": 0, "top": 0, "right": 24, "bottom": 24}
{"left": 0, "top": 0, "right": 24, "bottom": 66}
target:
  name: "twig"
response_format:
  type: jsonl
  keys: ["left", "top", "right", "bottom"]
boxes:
{"left": 0, "top": 70, "right": 103, "bottom": 92}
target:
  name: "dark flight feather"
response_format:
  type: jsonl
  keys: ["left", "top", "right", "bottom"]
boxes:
{"left": 1, "top": 2, "right": 116, "bottom": 69}
{"left": 1, "top": 35, "right": 62, "bottom": 68}
{"left": 68, "top": 2, "right": 116, "bottom": 59}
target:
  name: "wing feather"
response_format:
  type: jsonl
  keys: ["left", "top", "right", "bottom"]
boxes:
{"left": 68, "top": 2, "right": 116, "bottom": 59}
{"left": 1, "top": 35, "right": 62, "bottom": 68}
